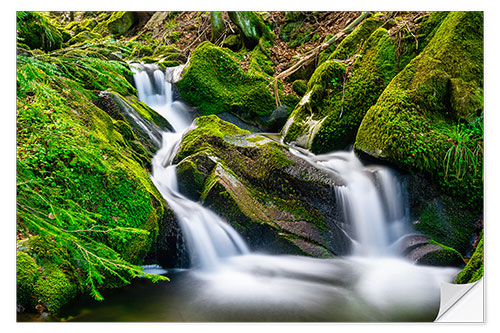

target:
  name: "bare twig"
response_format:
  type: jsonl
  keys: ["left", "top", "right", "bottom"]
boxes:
{"left": 404, "top": 21, "right": 419, "bottom": 50}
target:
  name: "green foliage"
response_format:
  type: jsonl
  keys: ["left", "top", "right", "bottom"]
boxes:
{"left": 16, "top": 36, "right": 169, "bottom": 309}
{"left": 107, "top": 11, "right": 138, "bottom": 36}
{"left": 443, "top": 123, "right": 482, "bottom": 181}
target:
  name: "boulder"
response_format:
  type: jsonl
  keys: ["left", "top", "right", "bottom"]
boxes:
{"left": 228, "top": 11, "right": 274, "bottom": 49}
{"left": 354, "top": 12, "right": 483, "bottom": 211}
{"left": 393, "top": 234, "right": 464, "bottom": 267}
{"left": 174, "top": 115, "right": 350, "bottom": 257}
{"left": 176, "top": 41, "right": 276, "bottom": 120}
{"left": 16, "top": 12, "right": 63, "bottom": 51}
{"left": 107, "top": 11, "right": 138, "bottom": 36}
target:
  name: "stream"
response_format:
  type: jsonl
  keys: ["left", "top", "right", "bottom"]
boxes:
{"left": 52, "top": 64, "right": 459, "bottom": 322}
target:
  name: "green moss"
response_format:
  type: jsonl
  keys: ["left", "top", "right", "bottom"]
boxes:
{"left": 414, "top": 197, "right": 476, "bottom": 255}
{"left": 456, "top": 234, "right": 483, "bottom": 284}
{"left": 327, "top": 16, "right": 382, "bottom": 61}
{"left": 16, "top": 251, "right": 41, "bottom": 308}
{"left": 33, "top": 264, "right": 78, "bottom": 313}
{"left": 17, "top": 38, "right": 169, "bottom": 308}
{"left": 107, "top": 11, "right": 138, "bottom": 36}
{"left": 176, "top": 42, "right": 276, "bottom": 120}
{"left": 292, "top": 80, "right": 307, "bottom": 96}
{"left": 17, "top": 12, "right": 63, "bottom": 51}
{"left": 419, "top": 240, "right": 464, "bottom": 267}
{"left": 355, "top": 12, "right": 483, "bottom": 210}
{"left": 228, "top": 11, "right": 275, "bottom": 48}
{"left": 176, "top": 115, "right": 249, "bottom": 160}
{"left": 284, "top": 27, "right": 400, "bottom": 153}
{"left": 67, "top": 31, "right": 102, "bottom": 45}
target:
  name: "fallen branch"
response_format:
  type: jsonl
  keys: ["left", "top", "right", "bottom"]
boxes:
{"left": 272, "top": 11, "right": 371, "bottom": 107}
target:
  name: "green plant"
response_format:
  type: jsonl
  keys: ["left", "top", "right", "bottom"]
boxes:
{"left": 443, "top": 123, "right": 481, "bottom": 181}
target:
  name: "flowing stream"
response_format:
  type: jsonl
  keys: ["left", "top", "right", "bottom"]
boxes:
{"left": 55, "top": 64, "right": 460, "bottom": 322}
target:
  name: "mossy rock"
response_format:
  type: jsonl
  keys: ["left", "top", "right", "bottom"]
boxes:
{"left": 176, "top": 151, "right": 217, "bottom": 200}
{"left": 67, "top": 31, "right": 102, "bottom": 45}
{"left": 210, "top": 11, "right": 225, "bottom": 42}
{"left": 222, "top": 34, "right": 242, "bottom": 51}
{"left": 413, "top": 242, "right": 464, "bottom": 267}
{"left": 354, "top": 12, "right": 483, "bottom": 210}
{"left": 397, "top": 234, "right": 464, "bottom": 267}
{"left": 283, "top": 27, "right": 400, "bottom": 153}
{"left": 412, "top": 196, "right": 477, "bottom": 256}
{"left": 318, "top": 15, "right": 381, "bottom": 65}
{"left": 16, "top": 11, "right": 63, "bottom": 51}
{"left": 292, "top": 79, "right": 307, "bottom": 96}
{"left": 16, "top": 251, "right": 41, "bottom": 308}
{"left": 228, "top": 11, "right": 274, "bottom": 49}
{"left": 17, "top": 41, "right": 171, "bottom": 309}
{"left": 107, "top": 11, "right": 138, "bottom": 36}
{"left": 174, "top": 115, "right": 350, "bottom": 256}
{"left": 456, "top": 233, "right": 483, "bottom": 284}
{"left": 16, "top": 236, "right": 82, "bottom": 313}
{"left": 33, "top": 264, "right": 78, "bottom": 313}
{"left": 176, "top": 41, "right": 276, "bottom": 121}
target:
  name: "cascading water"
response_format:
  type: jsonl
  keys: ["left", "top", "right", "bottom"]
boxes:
{"left": 288, "top": 148, "right": 410, "bottom": 256}
{"left": 131, "top": 63, "right": 249, "bottom": 270}
{"left": 58, "top": 63, "right": 461, "bottom": 322}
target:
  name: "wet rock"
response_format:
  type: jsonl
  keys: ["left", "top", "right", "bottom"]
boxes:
{"left": 174, "top": 115, "right": 351, "bottom": 257}
{"left": 393, "top": 234, "right": 464, "bottom": 267}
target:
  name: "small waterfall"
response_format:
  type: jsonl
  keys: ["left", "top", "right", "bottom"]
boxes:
{"left": 289, "top": 149, "right": 409, "bottom": 256}
{"left": 59, "top": 63, "right": 461, "bottom": 322}
{"left": 132, "top": 63, "right": 249, "bottom": 270}
{"left": 133, "top": 62, "right": 411, "bottom": 260}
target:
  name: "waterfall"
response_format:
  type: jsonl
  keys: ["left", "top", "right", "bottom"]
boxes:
{"left": 132, "top": 63, "right": 249, "bottom": 270}
{"left": 133, "top": 63, "right": 413, "bottom": 260}
{"left": 65, "top": 63, "right": 461, "bottom": 322}
{"left": 288, "top": 148, "right": 409, "bottom": 256}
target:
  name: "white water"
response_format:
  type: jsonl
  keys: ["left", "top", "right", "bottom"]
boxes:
{"left": 131, "top": 64, "right": 459, "bottom": 321}
{"left": 133, "top": 63, "right": 249, "bottom": 270}
{"left": 288, "top": 148, "right": 410, "bottom": 256}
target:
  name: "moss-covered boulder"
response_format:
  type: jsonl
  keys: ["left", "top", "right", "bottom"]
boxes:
{"left": 16, "top": 12, "right": 63, "bottom": 52}
{"left": 318, "top": 15, "right": 381, "bottom": 65}
{"left": 354, "top": 12, "right": 483, "bottom": 210}
{"left": 16, "top": 251, "right": 41, "bottom": 309}
{"left": 282, "top": 12, "right": 450, "bottom": 154}
{"left": 107, "top": 11, "right": 138, "bottom": 36}
{"left": 17, "top": 236, "right": 80, "bottom": 313}
{"left": 228, "top": 11, "right": 274, "bottom": 49}
{"left": 283, "top": 24, "right": 398, "bottom": 153}
{"left": 173, "top": 115, "right": 350, "bottom": 256}
{"left": 394, "top": 234, "right": 464, "bottom": 267}
{"left": 94, "top": 91, "right": 172, "bottom": 161}
{"left": 456, "top": 233, "right": 483, "bottom": 284}
{"left": 176, "top": 41, "right": 276, "bottom": 121}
